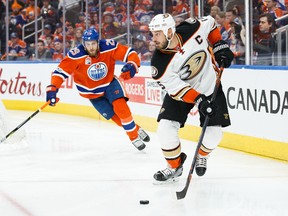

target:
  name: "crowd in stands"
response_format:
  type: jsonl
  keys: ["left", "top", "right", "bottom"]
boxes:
{"left": 0, "top": 0, "right": 287, "bottom": 65}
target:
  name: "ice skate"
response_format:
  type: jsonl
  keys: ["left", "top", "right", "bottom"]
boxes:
{"left": 131, "top": 137, "right": 146, "bottom": 151}
{"left": 153, "top": 152, "right": 187, "bottom": 183}
{"left": 138, "top": 127, "right": 150, "bottom": 142}
{"left": 195, "top": 154, "right": 209, "bottom": 176}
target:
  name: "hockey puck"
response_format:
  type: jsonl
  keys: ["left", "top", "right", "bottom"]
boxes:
{"left": 139, "top": 200, "right": 149, "bottom": 205}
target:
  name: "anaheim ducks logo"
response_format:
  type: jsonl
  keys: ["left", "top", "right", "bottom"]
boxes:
{"left": 179, "top": 51, "right": 206, "bottom": 80}
{"left": 163, "top": 13, "right": 170, "bottom": 18}
{"left": 151, "top": 66, "right": 158, "bottom": 78}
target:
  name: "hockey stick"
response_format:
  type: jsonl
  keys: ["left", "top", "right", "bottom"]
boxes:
{"left": 0, "top": 101, "right": 50, "bottom": 144}
{"left": 176, "top": 66, "right": 224, "bottom": 200}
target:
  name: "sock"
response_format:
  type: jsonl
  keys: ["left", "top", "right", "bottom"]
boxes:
{"left": 112, "top": 98, "right": 138, "bottom": 140}
{"left": 198, "top": 144, "right": 213, "bottom": 156}
{"left": 111, "top": 115, "right": 121, "bottom": 126}
{"left": 162, "top": 144, "right": 182, "bottom": 169}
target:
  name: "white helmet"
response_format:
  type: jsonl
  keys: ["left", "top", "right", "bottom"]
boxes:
{"left": 149, "top": 13, "right": 176, "bottom": 39}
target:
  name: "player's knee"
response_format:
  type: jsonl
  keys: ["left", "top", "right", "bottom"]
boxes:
{"left": 203, "top": 126, "right": 223, "bottom": 149}
{"left": 157, "top": 119, "right": 181, "bottom": 149}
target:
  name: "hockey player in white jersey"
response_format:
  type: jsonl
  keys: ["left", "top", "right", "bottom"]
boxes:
{"left": 149, "top": 13, "right": 234, "bottom": 182}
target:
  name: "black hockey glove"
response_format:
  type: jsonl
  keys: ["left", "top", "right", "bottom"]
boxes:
{"left": 213, "top": 40, "right": 234, "bottom": 68}
{"left": 46, "top": 85, "right": 59, "bottom": 106}
{"left": 194, "top": 94, "right": 216, "bottom": 117}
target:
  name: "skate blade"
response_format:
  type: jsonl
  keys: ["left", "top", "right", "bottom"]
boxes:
{"left": 152, "top": 177, "right": 180, "bottom": 185}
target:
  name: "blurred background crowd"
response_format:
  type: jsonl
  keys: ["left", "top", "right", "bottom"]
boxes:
{"left": 0, "top": 0, "right": 287, "bottom": 65}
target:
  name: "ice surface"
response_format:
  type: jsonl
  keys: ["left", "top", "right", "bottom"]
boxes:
{"left": 0, "top": 111, "right": 287, "bottom": 216}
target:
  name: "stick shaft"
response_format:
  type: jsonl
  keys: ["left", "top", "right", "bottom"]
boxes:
{"left": 0, "top": 101, "right": 50, "bottom": 144}
{"left": 176, "top": 67, "right": 224, "bottom": 200}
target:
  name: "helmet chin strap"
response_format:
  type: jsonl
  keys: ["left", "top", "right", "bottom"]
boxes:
{"left": 164, "top": 31, "right": 174, "bottom": 49}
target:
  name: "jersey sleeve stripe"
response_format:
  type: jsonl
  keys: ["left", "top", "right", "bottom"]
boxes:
{"left": 123, "top": 47, "right": 131, "bottom": 62}
{"left": 75, "top": 82, "right": 110, "bottom": 95}
{"left": 52, "top": 67, "right": 70, "bottom": 79}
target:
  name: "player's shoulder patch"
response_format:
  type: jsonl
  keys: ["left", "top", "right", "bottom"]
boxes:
{"left": 99, "top": 39, "right": 118, "bottom": 52}
{"left": 67, "top": 44, "right": 87, "bottom": 59}
{"left": 184, "top": 17, "right": 197, "bottom": 24}
{"left": 197, "top": 15, "right": 214, "bottom": 22}
{"left": 151, "top": 66, "right": 159, "bottom": 79}
{"left": 151, "top": 50, "right": 174, "bottom": 80}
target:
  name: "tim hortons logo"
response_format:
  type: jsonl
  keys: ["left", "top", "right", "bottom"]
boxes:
{"left": 0, "top": 67, "right": 42, "bottom": 96}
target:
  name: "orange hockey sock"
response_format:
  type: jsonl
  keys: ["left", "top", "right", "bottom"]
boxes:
{"left": 112, "top": 98, "right": 138, "bottom": 140}
{"left": 198, "top": 144, "right": 213, "bottom": 156}
{"left": 111, "top": 115, "right": 122, "bottom": 126}
{"left": 167, "top": 157, "right": 181, "bottom": 169}
{"left": 162, "top": 144, "right": 182, "bottom": 169}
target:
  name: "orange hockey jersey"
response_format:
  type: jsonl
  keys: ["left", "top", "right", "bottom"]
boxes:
{"left": 51, "top": 39, "right": 140, "bottom": 99}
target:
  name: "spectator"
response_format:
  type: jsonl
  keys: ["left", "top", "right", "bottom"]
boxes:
{"left": 215, "top": 11, "right": 229, "bottom": 42}
{"left": 172, "top": 0, "right": 190, "bottom": 19}
{"left": 39, "top": 24, "right": 53, "bottom": 44}
{"left": 87, "top": 1, "right": 98, "bottom": 14}
{"left": 133, "top": 34, "right": 150, "bottom": 61}
{"left": 52, "top": 38, "right": 66, "bottom": 61}
{"left": 71, "top": 27, "right": 83, "bottom": 48}
{"left": 45, "top": 34, "right": 54, "bottom": 52}
{"left": 28, "top": 39, "right": 52, "bottom": 61}
{"left": 120, "top": 2, "right": 140, "bottom": 30}
{"left": 134, "top": 0, "right": 154, "bottom": 25}
{"left": 25, "top": 0, "right": 41, "bottom": 23}
{"left": 138, "top": 24, "right": 151, "bottom": 41}
{"left": 22, "top": 0, "right": 41, "bottom": 45}
{"left": 10, "top": 1, "right": 26, "bottom": 29}
{"left": 225, "top": 8, "right": 240, "bottom": 25}
{"left": 174, "top": 16, "right": 184, "bottom": 26}
{"left": 53, "top": 22, "right": 64, "bottom": 42}
{"left": 253, "top": 13, "right": 276, "bottom": 65}
{"left": 40, "top": 0, "right": 57, "bottom": 28}
{"left": 66, "top": 22, "right": 75, "bottom": 42}
{"left": 65, "top": 40, "right": 73, "bottom": 52}
{"left": 225, "top": 8, "right": 243, "bottom": 40}
{"left": 90, "top": 12, "right": 100, "bottom": 32}
{"left": 210, "top": 5, "right": 221, "bottom": 18}
{"left": 75, "top": 12, "right": 86, "bottom": 31}
{"left": 264, "top": 0, "right": 288, "bottom": 26}
{"left": 0, "top": 15, "right": 23, "bottom": 57}
{"left": 142, "top": 40, "right": 156, "bottom": 61}
{"left": 148, "top": 40, "right": 156, "bottom": 53}
{"left": 6, "top": 14, "right": 22, "bottom": 39}
{"left": 229, "top": 20, "right": 245, "bottom": 65}
{"left": 1, "top": 32, "right": 27, "bottom": 61}
{"left": 102, "top": 12, "right": 120, "bottom": 39}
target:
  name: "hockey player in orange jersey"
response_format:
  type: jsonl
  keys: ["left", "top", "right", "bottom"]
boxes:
{"left": 46, "top": 28, "right": 150, "bottom": 150}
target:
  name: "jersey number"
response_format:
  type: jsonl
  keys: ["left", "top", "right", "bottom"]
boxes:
{"left": 105, "top": 39, "right": 115, "bottom": 46}
{"left": 70, "top": 47, "right": 80, "bottom": 55}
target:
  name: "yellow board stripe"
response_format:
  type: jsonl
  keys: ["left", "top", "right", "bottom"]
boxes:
{"left": 3, "top": 100, "right": 288, "bottom": 162}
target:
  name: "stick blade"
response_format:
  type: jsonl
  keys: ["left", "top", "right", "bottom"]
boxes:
{"left": 176, "top": 173, "right": 192, "bottom": 200}
{"left": 176, "top": 188, "right": 187, "bottom": 200}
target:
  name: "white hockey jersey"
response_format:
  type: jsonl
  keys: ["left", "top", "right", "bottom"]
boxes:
{"left": 151, "top": 16, "right": 221, "bottom": 102}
